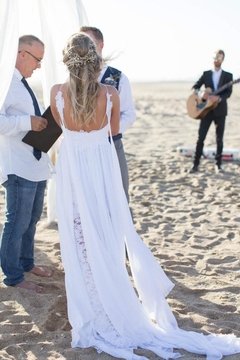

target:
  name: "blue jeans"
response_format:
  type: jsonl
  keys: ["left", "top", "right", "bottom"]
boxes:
{"left": 0, "top": 175, "right": 46, "bottom": 286}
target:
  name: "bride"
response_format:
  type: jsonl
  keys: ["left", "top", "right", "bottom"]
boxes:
{"left": 50, "top": 32, "right": 240, "bottom": 360}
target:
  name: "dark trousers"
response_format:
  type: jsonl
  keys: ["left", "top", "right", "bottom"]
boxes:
{"left": 194, "top": 112, "right": 226, "bottom": 167}
{"left": 113, "top": 138, "right": 129, "bottom": 202}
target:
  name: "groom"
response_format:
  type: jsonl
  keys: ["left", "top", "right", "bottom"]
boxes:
{"left": 80, "top": 26, "right": 136, "bottom": 203}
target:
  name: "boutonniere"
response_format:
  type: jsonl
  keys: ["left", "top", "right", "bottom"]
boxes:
{"left": 104, "top": 73, "right": 121, "bottom": 88}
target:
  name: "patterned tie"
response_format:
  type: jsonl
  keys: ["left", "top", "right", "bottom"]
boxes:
{"left": 21, "top": 77, "right": 42, "bottom": 160}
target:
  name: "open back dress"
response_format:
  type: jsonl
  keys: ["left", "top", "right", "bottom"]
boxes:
{"left": 55, "top": 89, "right": 240, "bottom": 360}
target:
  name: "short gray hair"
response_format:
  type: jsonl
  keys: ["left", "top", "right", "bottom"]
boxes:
{"left": 19, "top": 35, "right": 44, "bottom": 47}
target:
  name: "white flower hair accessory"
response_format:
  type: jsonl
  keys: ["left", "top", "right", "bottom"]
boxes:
{"left": 67, "top": 44, "right": 96, "bottom": 67}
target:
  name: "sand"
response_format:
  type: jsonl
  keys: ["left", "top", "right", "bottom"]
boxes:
{"left": 0, "top": 82, "right": 240, "bottom": 359}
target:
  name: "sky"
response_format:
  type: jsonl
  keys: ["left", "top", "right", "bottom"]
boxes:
{"left": 81, "top": 0, "right": 240, "bottom": 82}
{"left": 14, "top": 0, "right": 240, "bottom": 83}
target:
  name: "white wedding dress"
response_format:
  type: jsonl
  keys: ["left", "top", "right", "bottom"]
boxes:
{"left": 55, "top": 90, "right": 240, "bottom": 360}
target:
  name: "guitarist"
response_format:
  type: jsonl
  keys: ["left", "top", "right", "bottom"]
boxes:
{"left": 189, "top": 49, "right": 233, "bottom": 173}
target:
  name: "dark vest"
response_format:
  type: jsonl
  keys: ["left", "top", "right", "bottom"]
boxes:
{"left": 101, "top": 66, "right": 122, "bottom": 140}
{"left": 100, "top": 66, "right": 121, "bottom": 90}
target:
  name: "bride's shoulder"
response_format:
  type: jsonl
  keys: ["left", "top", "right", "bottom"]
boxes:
{"left": 99, "top": 84, "right": 119, "bottom": 102}
{"left": 100, "top": 83, "right": 117, "bottom": 94}
{"left": 51, "top": 83, "right": 61, "bottom": 91}
{"left": 51, "top": 83, "right": 68, "bottom": 96}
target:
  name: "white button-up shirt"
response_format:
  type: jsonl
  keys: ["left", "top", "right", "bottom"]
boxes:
{"left": 212, "top": 68, "right": 222, "bottom": 91}
{"left": 99, "top": 66, "right": 136, "bottom": 134}
{"left": 0, "top": 68, "right": 50, "bottom": 184}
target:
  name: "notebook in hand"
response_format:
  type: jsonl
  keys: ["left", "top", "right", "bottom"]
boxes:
{"left": 22, "top": 106, "right": 62, "bottom": 153}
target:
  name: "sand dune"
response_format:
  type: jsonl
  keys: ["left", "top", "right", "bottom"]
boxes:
{"left": 1, "top": 82, "right": 240, "bottom": 359}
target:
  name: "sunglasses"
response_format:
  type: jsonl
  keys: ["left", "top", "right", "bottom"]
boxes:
{"left": 213, "top": 55, "right": 224, "bottom": 61}
{"left": 18, "top": 50, "right": 42, "bottom": 64}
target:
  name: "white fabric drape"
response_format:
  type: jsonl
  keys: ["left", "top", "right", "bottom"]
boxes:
{"left": 0, "top": 0, "right": 88, "bottom": 221}
{"left": 0, "top": 0, "right": 88, "bottom": 108}
{"left": 38, "top": 0, "right": 88, "bottom": 107}
{"left": 0, "top": 0, "right": 19, "bottom": 109}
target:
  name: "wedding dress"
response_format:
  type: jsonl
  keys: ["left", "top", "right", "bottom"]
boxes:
{"left": 55, "top": 89, "right": 240, "bottom": 360}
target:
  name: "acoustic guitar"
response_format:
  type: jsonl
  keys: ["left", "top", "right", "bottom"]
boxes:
{"left": 186, "top": 78, "right": 240, "bottom": 119}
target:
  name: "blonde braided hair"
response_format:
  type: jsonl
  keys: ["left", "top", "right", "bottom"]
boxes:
{"left": 63, "top": 32, "right": 102, "bottom": 125}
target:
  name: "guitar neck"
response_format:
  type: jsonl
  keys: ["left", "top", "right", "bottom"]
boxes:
{"left": 213, "top": 79, "right": 236, "bottom": 95}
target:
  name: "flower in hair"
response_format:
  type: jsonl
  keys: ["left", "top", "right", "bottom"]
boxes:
{"left": 68, "top": 47, "right": 96, "bottom": 66}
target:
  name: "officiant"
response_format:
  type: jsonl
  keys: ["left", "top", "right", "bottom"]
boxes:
{"left": 0, "top": 35, "right": 52, "bottom": 292}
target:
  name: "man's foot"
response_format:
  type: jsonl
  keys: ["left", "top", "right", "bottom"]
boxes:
{"left": 29, "top": 265, "right": 53, "bottom": 278}
{"left": 189, "top": 165, "right": 199, "bottom": 173}
{"left": 215, "top": 164, "right": 224, "bottom": 173}
{"left": 14, "top": 280, "right": 43, "bottom": 293}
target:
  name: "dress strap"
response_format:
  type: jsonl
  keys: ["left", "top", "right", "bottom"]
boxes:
{"left": 55, "top": 87, "right": 66, "bottom": 129}
{"left": 104, "top": 86, "right": 113, "bottom": 140}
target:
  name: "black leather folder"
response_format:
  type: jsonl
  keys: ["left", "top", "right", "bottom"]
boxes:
{"left": 22, "top": 106, "right": 62, "bottom": 152}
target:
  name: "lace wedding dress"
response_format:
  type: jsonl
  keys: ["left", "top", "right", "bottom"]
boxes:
{"left": 55, "top": 90, "right": 240, "bottom": 360}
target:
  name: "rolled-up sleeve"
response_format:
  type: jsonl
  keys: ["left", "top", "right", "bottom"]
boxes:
{"left": 0, "top": 112, "right": 31, "bottom": 136}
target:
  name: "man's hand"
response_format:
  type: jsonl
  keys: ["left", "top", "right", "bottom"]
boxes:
{"left": 31, "top": 116, "right": 48, "bottom": 131}
{"left": 208, "top": 95, "right": 220, "bottom": 104}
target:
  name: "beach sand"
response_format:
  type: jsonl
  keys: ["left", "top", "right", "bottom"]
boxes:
{"left": 1, "top": 82, "right": 240, "bottom": 359}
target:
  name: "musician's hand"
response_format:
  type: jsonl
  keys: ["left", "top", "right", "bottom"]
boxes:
{"left": 202, "top": 92, "right": 209, "bottom": 101}
{"left": 201, "top": 87, "right": 213, "bottom": 101}
{"left": 30, "top": 116, "right": 48, "bottom": 131}
{"left": 208, "top": 95, "right": 219, "bottom": 104}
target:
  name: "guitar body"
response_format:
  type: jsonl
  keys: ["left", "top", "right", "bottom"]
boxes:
{"left": 186, "top": 78, "right": 239, "bottom": 120}
{"left": 186, "top": 91, "right": 218, "bottom": 120}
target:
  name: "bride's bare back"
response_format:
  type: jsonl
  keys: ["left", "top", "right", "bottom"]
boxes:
{"left": 50, "top": 83, "right": 120, "bottom": 135}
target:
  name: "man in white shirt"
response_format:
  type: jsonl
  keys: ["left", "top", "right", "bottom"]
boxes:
{"left": 80, "top": 26, "right": 136, "bottom": 202}
{"left": 0, "top": 35, "right": 52, "bottom": 292}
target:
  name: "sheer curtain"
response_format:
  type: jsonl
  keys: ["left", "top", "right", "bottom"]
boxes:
{"left": 38, "top": 0, "right": 88, "bottom": 107}
{"left": 0, "top": 0, "right": 88, "bottom": 108}
{"left": 0, "top": 0, "right": 88, "bottom": 222}
{"left": 0, "top": 0, "right": 19, "bottom": 109}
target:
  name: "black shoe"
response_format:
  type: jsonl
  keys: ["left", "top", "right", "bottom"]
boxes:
{"left": 215, "top": 164, "right": 224, "bottom": 173}
{"left": 189, "top": 165, "right": 199, "bottom": 173}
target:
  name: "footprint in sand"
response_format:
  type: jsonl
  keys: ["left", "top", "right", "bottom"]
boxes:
{"left": 44, "top": 295, "right": 71, "bottom": 332}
